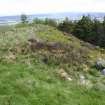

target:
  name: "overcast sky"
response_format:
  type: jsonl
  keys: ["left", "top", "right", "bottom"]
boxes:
{"left": 0, "top": 0, "right": 105, "bottom": 16}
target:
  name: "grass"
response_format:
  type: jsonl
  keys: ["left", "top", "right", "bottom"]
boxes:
{"left": 35, "top": 25, "right": 70, "bottom": 43}
{"left": 0, "top": 62, "right": 105, "bottom": 105}
{"left": 0, "top": 24, "right": 105, "bottom": 105}
{"left": 0, "top": 63, "right": 105, "bottom": 105}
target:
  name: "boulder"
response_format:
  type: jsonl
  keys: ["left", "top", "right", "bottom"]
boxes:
{"left": 58, "top": 69, "right": 72, "bottom": 81}
{"left": 79, "top": 75, "right": 93, "bottom": 88}
{"left": 101, "top": 69, "right": 105, "bottom": 75}
{"left": 28, "top": 38, "right": 45, "bottom": 51}
{"left": 46, "top": 42, "right": 63, "bottom": 51}
{"left": 4, "top": 53, "right": 16, "bottom": 60}
{"left": 79, "top": 75, "right": 86, "bottom": 85}
{"left": 96, "top": 58, "right": 105, "bottom": 70}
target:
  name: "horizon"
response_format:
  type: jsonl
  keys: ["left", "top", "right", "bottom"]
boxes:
{"left": 0, "top": 0, "right": 105, "bottom": 16}
{"left": 1, "top": 12, "right": 105, "bottom": 17}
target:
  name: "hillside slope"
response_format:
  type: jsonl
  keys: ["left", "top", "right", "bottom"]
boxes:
{"left": 0, "top": 24, "right": 105, "bottom": 105}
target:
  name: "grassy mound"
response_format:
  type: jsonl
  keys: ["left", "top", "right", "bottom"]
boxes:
{"left": 0, "top": 24, "right": 105, "bottom": 105}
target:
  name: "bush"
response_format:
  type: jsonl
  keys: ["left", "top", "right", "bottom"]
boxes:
{"left": 58, "top": 15, "right": 105, "bottom": 48}
{"left": 32, "top": 18, "right": 45, "bottom": 25}
{"left": 20, "top": 14, "right": 28, "bottom": 24}
{"left": 44, "top": 18, "right": 58, "bottom": 27}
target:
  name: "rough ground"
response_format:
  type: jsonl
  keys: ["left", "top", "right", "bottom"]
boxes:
{"left": 0, "top": 25, "right": 105, "bottom": 105}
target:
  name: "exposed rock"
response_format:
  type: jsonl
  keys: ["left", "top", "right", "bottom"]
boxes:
{"left": 47, "top": 42, "right": 61, "bottom": 49}
{"left": 16, "top": 47, "right": 22, "bottom": 53}
{"left": 28, "top": 38, "right": 65, "bottom": 53}
{"left": 79, "top": 75, "right": 93, "bottom": 88}
{"left": 25, "top": 60, "right": 32, "bottom": 67}
{"left": 35, "top": 42, "right": 45, "bottom": 49}
{"left": 28, "top": 38, "right": 45, "bottom": 51}
{"left": 96, "top": 58, "right": 105, "bottom": 70}
{"left": 28, "top": 38, "right": 37, "bottom": 43}
{"left": 101, "top": 69, "right": 105, "bottom": 75}
{"left": 79, "top": 75, "right": 86, "bottom": 85}
{"left": 46, "top": 42, "right": 65, "bottom": 53}
{"left": 58, "top": 69, "right": 72, "bottom": 81}
{"left": 5, "top": 53, "right": 16, "bottom": 60}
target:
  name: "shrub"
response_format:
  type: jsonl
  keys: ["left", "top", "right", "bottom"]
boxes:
{"left": 20, "top": 14, "right": 28, "bottom": 24}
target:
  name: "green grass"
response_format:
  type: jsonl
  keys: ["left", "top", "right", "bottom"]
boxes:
{"left": 0, "top": 24, "right": 105, "bottom": 105}
{"left": 0, "top": 62, "right": 105, "bottom": 105}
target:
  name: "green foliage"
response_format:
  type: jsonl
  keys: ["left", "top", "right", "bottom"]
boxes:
{"left": 44, "top": 18, "right": 58, "bottom": 27}
{"left": 73, "top": 16, "right": 93, "bottom": 41}
{"left": 15, "top": 23, "right": 29, "bottom": 28}
{"left": 32, "top": 18, "right": 45, "bottom": 25}
{"left": 58, "top": 15, "right": 105, "bottom": 48}
{"left": 20, "top": 14, "right": 28, "bottom": 24}
{"left": 58, "top": 17, "right": 74, "bottom": 33}
{"left": 31, "top": 18, "right": 57, "bottom": 27}
{"left": 0, "top": 62, "right": 104, "bottom": 105}
{"left": 89, "top": 68, "right": 100, "bottom": 77}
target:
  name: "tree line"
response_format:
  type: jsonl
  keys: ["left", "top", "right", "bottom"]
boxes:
{"left": 20, "top": 14, "right": 105, "bottom": 48}
{"left": 20, "top": 14, "right": 57, "bottom": 27}
{"left": 58, "top": 16, "right": 105, "bottom": 48}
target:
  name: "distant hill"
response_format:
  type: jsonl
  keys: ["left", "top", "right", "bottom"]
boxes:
{"left": 0, "top": 12, "right": 105, "bottom": 25}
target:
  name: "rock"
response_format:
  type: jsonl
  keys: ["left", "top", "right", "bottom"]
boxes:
{"left": 16, "top": 47, "right": 22, "bottom": 53}
{"left": 79, "top": 75, "right": 93, "bottom": 88}
{"left": 28, "top": 39, "right": 65, "bottom": 52}
{"left": 25, "top": 60, "right": 32, "bottom": 67}
{"left": 35, "top": 42, "right": 45, "bottom": 49}
{"left": 28, "top": 38, "right": 37, "bottom": 43}
{"left": 46, "top": 42, "right": 63, "bottom": 51}
{"left": 101, "top": 69, "right": 105, "bottom": 75}
{"left": 28, "top": 38, "right": 45, "bottom": 51}
{"left": 96, "top": 58, "right": 105, "bottom": 70}
{"left": 67, "top": 77, "right": 72, "bottom": 81}
{"left": 5, "top": 53, "right": 16, "bottom": 60}
{"left": 58, "top": 69, "right": 72, "bottom": 81}
{"left": 79, "top": 75, "right": 86, "bottom": 85}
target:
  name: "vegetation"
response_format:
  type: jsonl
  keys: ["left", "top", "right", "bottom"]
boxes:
{"left": 0, "top": 23, "right": 105, "bottom": 105}
{"left": 58, "top": 17, "right": 74, "bottom": 33}
{"left": 18, "top": 14, "right": 105, "bottom": 49}
{"left": 20, "top": 14, "right": 28, "bottom": 24}
{"left": 58, "top": 16, "right": 105, "bottom": 48}
{"left": 32, "top": 18, "right": 57, "bottom": 27}
{"left": 1, "top": 13, "right": 105, "bottom": 104}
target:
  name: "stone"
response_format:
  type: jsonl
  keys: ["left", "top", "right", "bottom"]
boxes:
{"left": 28, "top": 38, "right": 37, "bottom": 43}
{"left": 5, "top": 53, "right": 16, "bottom": 60}
{"left": 101, "top": 69, "right": 105, "bottom": 75}
{"left": 96, "top": 58, "right": 105, "bottom": 70}
{"left": 79, "top": 75, "right": 92, "bottom": 88}
{"left": 28, "top": 38, "right": 45, "bottom": 51}
{"left": 79, "top": 75, "right": 86, "bottom": 85}
{"left": 46, "top": 42, "right": 63, "bottom": 51}
{"left": 58, "top": 69, "right": 72, "bottom": 81}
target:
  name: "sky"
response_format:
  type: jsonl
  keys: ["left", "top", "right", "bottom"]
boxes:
{"left": 0, "top": 0, "right": 105, "bottom": 16}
